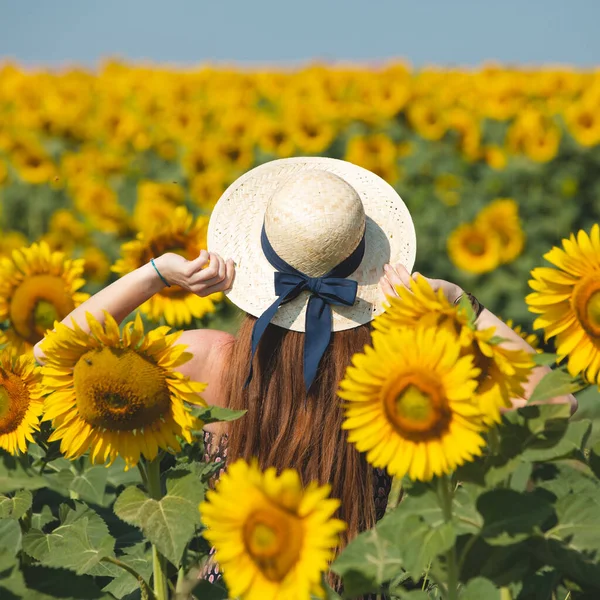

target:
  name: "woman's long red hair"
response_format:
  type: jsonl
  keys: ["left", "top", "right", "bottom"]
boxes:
{"left": 222, "top": 314, "right": 376, "bottom": 549}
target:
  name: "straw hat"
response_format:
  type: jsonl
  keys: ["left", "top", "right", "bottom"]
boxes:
{"left": 207, "top": 157, "right": 416, "bottom": 332}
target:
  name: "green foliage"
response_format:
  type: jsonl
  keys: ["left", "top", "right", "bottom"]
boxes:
{"left": 332, "top": 393, "right": 600, "bottom": 599}
{"left": 114, "top": 471, "right": 205, "bottom": 566}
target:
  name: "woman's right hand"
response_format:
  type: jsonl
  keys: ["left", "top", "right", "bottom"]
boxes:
{"left": 380, "top": 263, "right": 463, "bottom": 305}
{"left": 154, "top": 251, "right": 235, "bottom": 297}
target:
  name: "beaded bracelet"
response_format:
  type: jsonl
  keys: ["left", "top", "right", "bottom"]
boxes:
{"left": 454, "top": 291, "right": 484, "bottom": 318}
{"left": 150, "top": 258, "right": 171, "bottom": 287}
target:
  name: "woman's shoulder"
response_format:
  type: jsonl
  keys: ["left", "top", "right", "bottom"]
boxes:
{"left": 175, "top": 329, "right": 235, "bottom": 405}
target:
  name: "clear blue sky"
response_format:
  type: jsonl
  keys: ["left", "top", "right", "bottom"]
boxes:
{"left": 0, "top": 0, "right": 598, "bottom": 67}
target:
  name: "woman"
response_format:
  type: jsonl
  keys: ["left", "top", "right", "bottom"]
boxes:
{"left": 34, "top": 157, "right": 576, "bottom": 584}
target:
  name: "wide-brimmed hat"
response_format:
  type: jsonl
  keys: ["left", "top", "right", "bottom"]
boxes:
{"left": 207, "top": 156, "right": 416, "bottom": 333}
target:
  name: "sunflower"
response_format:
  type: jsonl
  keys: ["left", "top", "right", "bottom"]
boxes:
{"left": 11, "top": 146, "right": 57, "bottom": 185}
{"left": 339, "top": 325, "right": 487, "bottom": 481}
{"left": 375, "top": 276, "right": 534, "bottom": 423}
{"left": 200, "top": 458, "right": 346, "bottom": 600}
{"left": 434, "top": 174, "right": 462, "bottom": 207}
{"left": 505, "top": 319, "right": 541, "bottom": 352}
{"left": 112, "top": 206, "right": 223, "bottom": 326}
{"left": 523, "top": 125, "right": 561, "bottom": 163}
{"left": 82, "top": 247, "right": 111, "bottom": 284}
{"left": 526, "top": 224, "right": 600, "bottom": 383}
{"left": 564, "top": 102, "right": 600, "bottom": 148}
{"left": 40, "top": 311, "right": 207, "bottom": 469}
{"left": 48, "top": 209, "right": 89, "bottom": 245}
{"left": 0, "top": 159, "right": 8, "bottom": 184}
{"left": 0, "top": 349, "right": 44, "bottom": 455}
{"left": 407, "top": 101, "right": 447, "bottom": 141}
{"left": 484, "top": 145, "right": 507, "bottom": 171}
{"left": 133, "top": 181, "right": 185, "bottom": 235}
{"left": 0, "top": 242, "right": 89, "bottom": 350}
{"left": 73, "top": 182, "right": 131, "bottom": 236}
{"left": 447, "top": 222, "right": 502, "bottom": 274}
{"left": 475, "top": 198, "right": 525, "bottom": 264}
{"left": 0, "top": 230, "right": 28, "bottom": 259}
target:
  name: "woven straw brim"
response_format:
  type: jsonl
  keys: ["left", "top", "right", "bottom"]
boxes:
{"left": 207, "top": 157, "right": 417, "bottom": 332}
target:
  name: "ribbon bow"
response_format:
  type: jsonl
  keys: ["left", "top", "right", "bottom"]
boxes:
{"left": 246, "top": 225, "right": 366, "bottom": 393}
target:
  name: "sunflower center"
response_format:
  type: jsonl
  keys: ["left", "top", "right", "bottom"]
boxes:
{"left": 396, "top": 385, "right": 434, "bottom": 423}
{"left": 10, "top": 274, "right": 75, "bottom": 345}
{"left": 0, "top": 375, "right": 31, "bottom": 435}
{"left": 573, "top": 276, "right": 600, "bottom": 339}
{"left": 465, "top": 236, "right": 486, "bottom": 256}
{"left": 243, "top": 505, "right": 304, "bottom": 582}
{"left": 73, "top": 347, "right": 171, "bottom": 431}
{"left": 383, "top": 375, "right": 451, "bottom": 441}
{"left": 34, "top": 301, "right": 59, "bottom": 332}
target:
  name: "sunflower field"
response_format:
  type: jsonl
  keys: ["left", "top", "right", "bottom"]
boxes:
{"left": 1, "top": 61, "right": 600, "bottom": 600}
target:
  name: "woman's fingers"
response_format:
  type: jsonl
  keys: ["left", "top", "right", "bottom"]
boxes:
{"left": 379, "top": 274, "right": 397, "bottom": 298}
{"left": 199, "top": 258, "right": 235, "bottom": 296}
{"left": 394, "top": 263, "right": 413, "bottom": 287}
{"left": 185, "top": 250, "right": 210, "bottom": 275}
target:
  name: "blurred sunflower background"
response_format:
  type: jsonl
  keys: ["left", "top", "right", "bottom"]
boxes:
{"left": 1, "top": 1, "right": 599, "bottom": 347}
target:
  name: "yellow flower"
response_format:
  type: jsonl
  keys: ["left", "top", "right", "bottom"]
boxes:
{"left": 190, "top": 169, "right": 230, "bottom": 213}
{"left": 526, "top": 224, "right": 600, "bottom": 383}
{"left": 484, "top": 145, "right": 507, "bottom": 171}
{"left": 11, "top": 146, "right": 57, "bottom": 185}
{"left": 523, "top": 124, "right": 561, "bottom": 163}
{"left": 74, "top": 182, "right": 132, "bottom": 236}
{"left": 564, "top": 102, "right": 600, "bottom": 147}
{"left": 49, "top": 209, "right": 88, "bottom": 244}
{"left": 339, "top": 325, "right": 486, "bottom": 481}
{"left": 112, "top": 206, "right": 222, "bottom": 326}
{"left": 255, "top": 117, "right": 295, "bottom": 158}
{"left": 0, "top": 230, "right": 28, "bottom": 259}
{"left": 447, "top": 223, "right": 502, "bottom": 274}
{"left": 475, "top": 198, "right": 525, "bottom": 263}
{"left": 407, "top": 101, "right": 447, "bottom": 140}
{"left": 0, "top": 242, "right": 88, "bottom": 349}
{"left": 0, "top": 159, "right": 8, "bottom": 185}
{"left": 434, "top": 174, "right": 462, "bottom": 207}
{"left": 0, "top": 349, "right": 44, "bottom": 455}
{"left": 200, "top": 458, "right": 346, "bottom": 600}
{"left": 505, "top": 319, "right": 541, "bottom": 352}
{"left": 40, "top": 311, "right": 206, "bottom": 469}
{"left": 375, "top": 276, "right": 534, "bottom": 423}
{"left": 82, "top": 246, "right": 111, "bottom": 284}
{"left": 133, "top": 181, "right": 185, "bottom": 235}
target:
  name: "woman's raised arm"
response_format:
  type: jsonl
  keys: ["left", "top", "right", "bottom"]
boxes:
{"left": 33, "top": 251, "right": 235, "bottom": 364}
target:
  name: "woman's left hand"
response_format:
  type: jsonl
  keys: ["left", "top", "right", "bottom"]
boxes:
{"left": 154, "top": 251, "right": 235, "bottom": 297}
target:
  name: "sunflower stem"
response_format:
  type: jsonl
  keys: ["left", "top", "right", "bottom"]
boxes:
{"left": 385, "top": 477, "right": 403, "bottom": 513}
{"left": 145, "top": 457, "right": 169, "bottom": 600}
{"left": 438, "top": 475, "right": 459, "bottom": 600}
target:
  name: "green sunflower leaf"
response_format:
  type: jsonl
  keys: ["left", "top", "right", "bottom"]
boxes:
{"left": 114, "top": 472, "right": 205, "bottom": 566}
{"left": 22, "top": 566, "right": 114, "bottom": 600}
{"left": 0, "top": 455, "right": 46, "bottom": 493}
{"left": 102, "top": 543, "right": 153, "bottom": 599}
{"left": 477, "top": 489, "right": 555, "bottom": 546}
{"left": 22, "top": 508, "right": 116, "bottom": 575}
{"left": 0, "top": 489, "right": 32, "bottom": 519}
{"left": 0, "top": 519, "right": 22, "bottom": 555}
{"left": 458, "top": 577, "right": 501, "bottom": 599}
{"left": 192, "top": 405, "right": 247, "bottom": 424}
{"left": 69, "top": 466, "right": 110, "bottom": 505}
{"left": 532, "top": 352, "right": 559, "bottom": 366}
{"left": 528, "top": 367, "right": 585, "bottom": 404}
{"left": 0, "top": 549, "right": 28, "bottom": 599}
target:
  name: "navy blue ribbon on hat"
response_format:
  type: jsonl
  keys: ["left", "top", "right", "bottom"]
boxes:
{"left": 245, "top": 224, "right": 366, "bottom": 393}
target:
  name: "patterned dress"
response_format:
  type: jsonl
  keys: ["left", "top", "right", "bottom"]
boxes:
{"left": 201, "top": 430, "right": 392, "bottom": 598}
